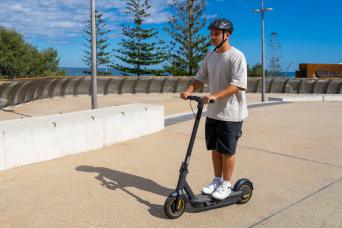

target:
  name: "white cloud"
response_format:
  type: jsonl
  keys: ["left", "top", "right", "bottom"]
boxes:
{"left": 0, "top": 0, "right": 170, "bottom": 43}
{"left": 47, "top": 41, "right": 71, "bottom": 45}
{"left": 204, "top": 14, "right": 219, "bottom": 19}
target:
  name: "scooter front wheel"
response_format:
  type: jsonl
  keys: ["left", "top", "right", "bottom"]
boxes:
{"left": 164, "top": 196, "right": 187, "bottom": 219}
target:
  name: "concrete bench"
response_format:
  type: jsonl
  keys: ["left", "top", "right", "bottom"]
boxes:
{"left": 0, "top": 103, "right": 164, "bottom": 171}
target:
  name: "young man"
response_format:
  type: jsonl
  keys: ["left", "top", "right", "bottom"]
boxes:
{"left": 180, "top": 18, "right": 248, "bottom": 200}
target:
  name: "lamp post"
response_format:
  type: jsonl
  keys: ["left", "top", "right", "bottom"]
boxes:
{"left": 253, "top": 1, "right": 273, "bottom": 102}
{"left": 91, "top": 0, "right": 97, "bottom": 109}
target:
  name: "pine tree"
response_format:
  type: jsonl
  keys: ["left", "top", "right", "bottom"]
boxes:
{"left": 110, "top": 0, "right": 167, "bottom": 76}
{"left": 163, "top": 0, "right": 214, "bottom": 76}
{"left": 267, "top": 32, "right": 283, "bottom": 77}
{"left": 81, "top": 10, "right": 113, "bottom": 76}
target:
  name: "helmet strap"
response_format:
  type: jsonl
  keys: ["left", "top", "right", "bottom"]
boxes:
{"left": 214, "top": 30, "right": 227, "bottom": 52}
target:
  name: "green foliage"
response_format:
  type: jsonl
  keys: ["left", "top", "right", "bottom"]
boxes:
{"left": 28, "top": 46, "right": 67, "bottom": 77}
{"left": 0, "top": 26, "right": 66, "bottom": 79}
{"left": 247, "top": 64, "right": 251, "bottom": 77}
{"left": 267, "top": 32, "right": 283, "bottom": 77}
{"left": 110, "top": 0, "right": 168, "bottom": 76}
{"left": 163, "top": 0, "right": 215, "bottom": 76}
{"left": 247, "top": 62, "right": 270, "bottom": 77}
{"left": 82, "top": 10, "right": 113, "bottom": 76}
{"left": 0, "top": 26, "right": 32, "bottom": 79}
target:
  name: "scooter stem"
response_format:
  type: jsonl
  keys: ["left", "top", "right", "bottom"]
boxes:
{"left": 183, "top": 101, "right": 204, "bottom": 169}
{"left": 176, "top": 101, "right": 204, "bottom": 192}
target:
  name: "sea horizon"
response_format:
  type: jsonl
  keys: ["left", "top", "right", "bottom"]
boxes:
{"left": 63, "top": 67, "right": 171, "bottom": 76}
{"left": 63, "top": 67, "right": 296, "bottom": 78}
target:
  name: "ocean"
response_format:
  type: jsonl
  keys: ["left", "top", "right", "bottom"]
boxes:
{"left": 64, "top": 68, "right": 170, "bottom": 76}
{"left": 64, "top": 67, "right": 296, "bottom": 78}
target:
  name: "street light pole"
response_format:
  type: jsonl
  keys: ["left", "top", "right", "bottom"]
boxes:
{"left": 261, "top": 1, "right": 265, "bottom": 102}
{"left": 91, "top": 0, "right": 97, "bottom": 109}
{"left": 253, "top": 1, "right": 273, "bottom": 102}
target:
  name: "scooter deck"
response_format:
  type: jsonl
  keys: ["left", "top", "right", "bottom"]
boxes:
{"left": 188, "top": 191, "right": 243, "bottom": 209}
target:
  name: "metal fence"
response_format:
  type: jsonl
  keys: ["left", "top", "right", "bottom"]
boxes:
{"left": 1, "top": 76, "right": 342, "bottom": 108}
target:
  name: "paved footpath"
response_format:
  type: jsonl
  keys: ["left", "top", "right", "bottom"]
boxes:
{"left": 1, "top": 93, "right": 300, "bottom": 121}
{"left": 0, "top": 94, "right": 341, "bottom": 227}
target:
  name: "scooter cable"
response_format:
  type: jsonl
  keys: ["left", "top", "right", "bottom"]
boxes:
{"left": 190, "top": 100, "right": 196, "bottom": 118}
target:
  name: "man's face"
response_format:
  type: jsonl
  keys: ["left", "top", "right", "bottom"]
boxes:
{"left": 210, "top": 28, "right": 228, "bottom": 46}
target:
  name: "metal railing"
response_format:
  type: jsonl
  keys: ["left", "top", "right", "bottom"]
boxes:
{"left": 1, "top": 76, "right": 342, "bottom": 108}
{"left": 317, "top": 71, "right": 342, "bottom": 77}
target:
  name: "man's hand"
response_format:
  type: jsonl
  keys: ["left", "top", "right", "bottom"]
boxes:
{"left": 180, "top": 92, "right": 191, "bottom": 100}
{"left": 203, "top": 95, "right": 217, "bottom": 104}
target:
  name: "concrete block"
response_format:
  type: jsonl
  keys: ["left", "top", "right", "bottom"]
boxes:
{"left": 268, "top": 97, "right": 283, "bottom": 101}
{"left": 0, "top": 103, "right": 164, "bottom": 171}
{"left": 268, "top": 95, "right": 326, "bottom": 102}
{"left": 0, "top": 132, "right": 4, "bottom": 171}
{"left": 304, "top": 95, "right": 324, "bottom": 101}
{"left": 323, "top": 95, "right": 342, "bottom": 101}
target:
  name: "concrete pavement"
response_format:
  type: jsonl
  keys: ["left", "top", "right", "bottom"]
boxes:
{"left": 1, "top": 93, "right": 301, "bottom": 121}
{"left": 0, "top": 94, "right": 341, "bottom": 227}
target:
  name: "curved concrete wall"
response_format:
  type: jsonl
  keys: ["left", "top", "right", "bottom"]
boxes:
{"left": 1, "top": 77, "right": 342, "bottom": 108}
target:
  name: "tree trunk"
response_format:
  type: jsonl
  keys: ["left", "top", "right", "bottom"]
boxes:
{"left": 188, "top": 0, "right": 193, "bottom": 76}
{"left": 137, "top": 0, "right": 141, "bottom": 76}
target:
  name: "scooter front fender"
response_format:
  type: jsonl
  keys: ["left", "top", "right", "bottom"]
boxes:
{"left": 169, "top": 190, "right": 189, "bottom": 203}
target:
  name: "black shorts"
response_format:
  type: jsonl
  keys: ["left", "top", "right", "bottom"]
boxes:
{"left": 205, "top": 117, "right": 243, "bottom": 155}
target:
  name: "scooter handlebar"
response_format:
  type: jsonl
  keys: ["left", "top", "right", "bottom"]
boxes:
{"left": 187, "top": 95, "right": 215, "bottom": 103}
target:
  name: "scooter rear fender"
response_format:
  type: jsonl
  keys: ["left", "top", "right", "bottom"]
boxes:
{"left": 233, "top": 178, "right": 254, "bottom": 191}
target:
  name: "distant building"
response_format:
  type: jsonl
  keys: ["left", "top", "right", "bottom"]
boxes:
{"left": 296, "top": 64, "right": 342, "bottom": 79}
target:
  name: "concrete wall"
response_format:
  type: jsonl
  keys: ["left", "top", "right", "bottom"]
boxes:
{"left": 0, "top": 103, "right": 164, "bottom": 171}
{"left": 268, "top": 94, "right": 342, "bottom": 102}
{"left": 1, "top": 77, "right": 342, "bottom": 109}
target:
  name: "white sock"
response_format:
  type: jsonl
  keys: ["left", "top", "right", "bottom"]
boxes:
{"left": 222, "top": 180, "right": 231, "bottom": 187}
{"left": 215, "top": 177, "right": 223, "bottom": 183}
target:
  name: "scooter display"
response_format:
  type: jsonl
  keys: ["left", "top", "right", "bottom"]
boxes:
{"left": 164, "top": 95, "right": 253, "bottom": 219}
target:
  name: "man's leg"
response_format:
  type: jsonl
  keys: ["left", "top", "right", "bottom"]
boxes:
{"left": 211, "top": 150, "right": 235, "bottom": 199}
{"left": 212, "top": 149, "right": 222, "bottom": 178}
{"left": 222, "top": 154, "right": 235, "bottom": 181}
{"left": 212, "top": 149, "right": 235, "bottom": 181}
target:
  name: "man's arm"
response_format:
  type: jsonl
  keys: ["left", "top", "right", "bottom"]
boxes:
{"left": 180, "top": 79, "right": 204, "bottom": 100}
{"left": 202, "top": 84, "right": 242, "bottom": 104}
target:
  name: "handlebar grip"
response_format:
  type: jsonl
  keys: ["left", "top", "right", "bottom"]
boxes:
{"left": 187, "top": 95, "right": 201, "bottom": 101}
{"left": 187, "top": 96, "right": 215, "bottom": 103}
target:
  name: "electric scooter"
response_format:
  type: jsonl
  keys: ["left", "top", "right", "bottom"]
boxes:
{"left": 164, "top": 95, "right": 253, "bottom": 219}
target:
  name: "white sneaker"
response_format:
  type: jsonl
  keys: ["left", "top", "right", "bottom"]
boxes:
{"left": 201, "top": 179, "right": 220, "bottom": 195}
{"left": 211, "top": 182, "right": 232, "bottom": 200}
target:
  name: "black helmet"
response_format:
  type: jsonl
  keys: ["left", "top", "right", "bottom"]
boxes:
{"left": 208, "top": 18, "right": 233, "bottom": 34}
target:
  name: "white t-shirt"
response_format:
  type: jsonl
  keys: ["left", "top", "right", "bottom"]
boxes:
{"left": 195, "top": 47, "right": 248, "bottom": 122}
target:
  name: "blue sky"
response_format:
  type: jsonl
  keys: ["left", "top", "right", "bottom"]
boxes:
{"left": 2, "top": 0, "right": 342, "bottom": 72}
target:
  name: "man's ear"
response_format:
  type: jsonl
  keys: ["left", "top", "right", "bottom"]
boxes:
{"left": 226, "top": 32, "right": 231, "bottom": 39}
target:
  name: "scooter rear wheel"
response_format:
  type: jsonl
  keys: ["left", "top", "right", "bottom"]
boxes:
{"left": 164, "top": 196, "right": 187, "bottom": 219}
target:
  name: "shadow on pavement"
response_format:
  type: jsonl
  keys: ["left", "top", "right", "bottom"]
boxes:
{"left": 76, "top": 166, "right": 235, "bottom": 218}
{"left": 0, "top": 109, "right": 32, "bottom": 118}
{"left": 76, "top": 165, "right": 173, "bottom": 219}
